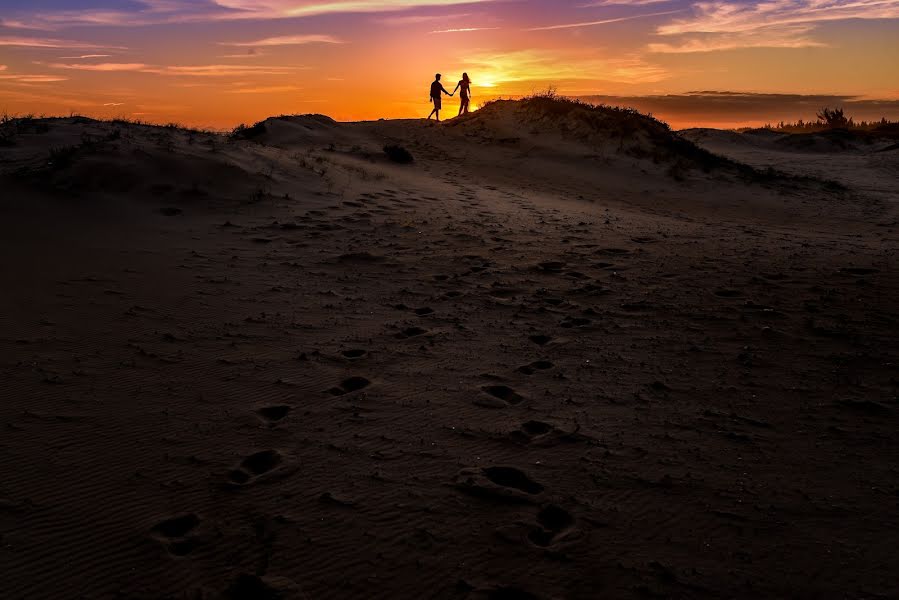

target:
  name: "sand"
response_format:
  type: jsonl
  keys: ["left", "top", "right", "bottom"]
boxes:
{"left": 1, "top": 101, "right": 898, "bottom": 599}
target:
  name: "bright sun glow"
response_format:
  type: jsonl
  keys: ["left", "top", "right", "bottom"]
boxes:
{"left": 0, "top": 1, "right": 897, "bottom": 127}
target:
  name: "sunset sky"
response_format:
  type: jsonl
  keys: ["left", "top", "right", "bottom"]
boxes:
{"left": 1, "top": 0, "right": 898, "bottom": 129}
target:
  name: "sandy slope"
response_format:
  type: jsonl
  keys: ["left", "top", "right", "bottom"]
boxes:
{"left": 1, "top": 103, "right": 898, "bottom": 599}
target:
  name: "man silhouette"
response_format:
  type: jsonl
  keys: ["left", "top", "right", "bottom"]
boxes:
{"left": 427, "top": 73, "right": 453, "bottom": 122}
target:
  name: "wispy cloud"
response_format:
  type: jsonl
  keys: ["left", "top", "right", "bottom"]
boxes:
{"left": 581, "top": 0, "right": 673, "bottom": 6}
{"left": 218, "top": 0, "right": 497, "bottom": 19}
{"left": 0, "top": 18, "right": 49, "bottom": 30}
{"left": 225, "top": 85, "right": 302, "bottom": 93}
{"left": 0, "top": 36, "right": 125, "bottom": 49}
{"left": 162, "top": 64, "right": 300, "bottom": 76}
{"left": 219, "top": 49, "right": 267, "bottom": 58}
{"left": 5, "top": 0, "right": 497, "bottom": 28}
{"left": 649, "top": 25, "right": 827, "bottom": 53}
{"left": 652, "top": 0, "right": 899, "bottom": 52}
{"left": 0, "top": 73, "right": 69, "bottom": 83}
{"left": 220, "top": 34, "right": 343, "bottom": 46}
{"left": 58, "top": 54, "right": 113, "bottom": 59}
{"left": 430, "top": 27, "right": 499, "bottom": 33}
{"left": 47, "top": 62, "right": 303, "bottom": 77}
{"left": 47, "top": 62, "right": 150, "bottom": 72}
{"left": 527, "top": 9, "right": 682, "bottom": 31}
{"left": 658, "top": 0, "right": 899, "bottom": 36}
{"left": 375, "top": 12, "right": 471, "bottom": 25}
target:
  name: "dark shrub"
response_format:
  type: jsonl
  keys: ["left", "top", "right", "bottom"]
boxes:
{"left": 230, "top": 121, "right": 267, "bottom": 140}
{"left": 48, "top": 145, "right": 79, "bottom": 169}
{"left": 383, "top": 144, "right": 413, "bottom": 164}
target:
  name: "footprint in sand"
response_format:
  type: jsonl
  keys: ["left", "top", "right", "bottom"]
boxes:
{"left": 456, "top": 466, "right": 544, "bottom": 502}
{"left": 519, "top": 420, "right": 554, "bottom": 437}
{"left": 341, "top": 349, "right": 367, "bottom": 359}
{"left": 151, "top": 513, "right": 202, "bottom": 556}
{"left": 537, "top": 261, "right": 566, "bottom": 273}
{"left": 256, "top": 405, "right": 291, "bottom": 424}
{"left": 507, "top": 420, "right": 584, "bottom": 447}
{"left": 528, "top": 334, "right": 553, "bottom": 346}
{"left": 560, "top": 317, "right": 591, "bottom": 329}
{"left": 475, "top": 385, "right": 525, "bottom": 408}
{"left": 527, "top": 504, "right": 580, "bottom": 549}
{"left": 597, "top": 248, "right": 631, "bottom": 256}
{"left": 227, "top": 450, "right": 288, "bottom": 487}
{"left": 517, "top": 361, "right": 554, "bottom": 375}
{"left": 395, "top": 327, "right": 428, "bottom": 340}
{"left": 714, "top": 289, "right": 742, "bottom": 298}
{"left": 328, "top": 376, "right": 372, "bottom": 396}
{"left": 565, "top": 271, "right": 590, "bottom": 280}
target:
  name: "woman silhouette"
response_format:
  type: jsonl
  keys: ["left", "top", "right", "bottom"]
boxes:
{"left": 453, "top": 73, "right": 472, "bottom": 116}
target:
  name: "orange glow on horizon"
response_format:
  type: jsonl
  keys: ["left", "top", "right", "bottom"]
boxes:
{"left": 1, "top": 1, "right": 897, "bottom": 129}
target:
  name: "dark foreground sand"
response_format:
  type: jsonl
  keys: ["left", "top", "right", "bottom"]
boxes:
{"left": 1, "top": 101, "right": 898, "bottom": 599}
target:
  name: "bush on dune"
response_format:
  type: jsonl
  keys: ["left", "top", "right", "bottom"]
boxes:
{"left": 230, "top": 121, "right": 267, "bottom": 141}
{"left": 383, "top": 144, "right": 414, "bottom": 164}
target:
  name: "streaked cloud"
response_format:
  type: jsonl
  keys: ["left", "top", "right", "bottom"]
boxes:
{"left": 375, "top": 12, "right": 471, "bottom": 25}
{"left": 221, "top": 34, "right": 343, "bottom": 46}
{"left": 225, "top": 84, "right": 302, "bottom": 93}
{"left": 5, "top": 0, "right": 498, "bottom": 28}
{"left": 48, "top": 62, "right": 149, "bottom": 72}
{"left": 0, "top": 19, "right": 48, "bottom": 30}
{"left": 652, "top": 0, "right": 899, "bottom": 52}
{"left": 58, "top": 54, "right": 113, "bottom": 59}
{"left": 161, "top": 64, "right": 299, "bottom": 76}
{"left": 430, "top": 27, "right": 499, "bottom": 33}
{"left": 216, "top": 0, "right": 497, "bottom": 19}
{"left": 0, "top": 73, "right": 69, "bottom": 83}
{"left": 0, "top": 36, "right": 125, "bottom": 49}
{"left": 582, "top": 0, "right": 673, "bottom": 5}
{"left": 648, "top": 24, "right": 827, "bottom": 53}
{"left": 46, "top": 62, "right": 303, "bottom": 77}
{"left": 527, "top": 9, "right": 683, "bottom": 31}
{"left": 657, "top": 0, "right": 899, "bottom": 36}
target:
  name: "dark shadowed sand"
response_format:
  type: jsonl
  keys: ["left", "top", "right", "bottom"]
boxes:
{"left": 1, "top": 101, "right": 898, "bottom": 599}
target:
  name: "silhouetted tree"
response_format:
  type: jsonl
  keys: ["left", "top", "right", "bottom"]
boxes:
{"left": 816, "top": 107, "right": 849, "bottom": 129}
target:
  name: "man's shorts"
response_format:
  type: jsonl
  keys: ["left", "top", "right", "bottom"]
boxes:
{"left": 432, "top": 96, "right": 442, "bottom": 110}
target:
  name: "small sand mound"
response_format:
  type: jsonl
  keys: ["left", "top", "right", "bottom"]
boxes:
{"left": 248, "top": 114, "right": 343, "bottom": 147}
{"left": 448, "top": 97, "right": 733, "bottom": 170}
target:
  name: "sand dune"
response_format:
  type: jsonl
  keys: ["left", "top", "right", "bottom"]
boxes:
{"left": 1, "top": 100, "right": 897, "bottom": 599}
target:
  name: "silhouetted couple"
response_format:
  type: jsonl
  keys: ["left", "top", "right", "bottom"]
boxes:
{"left": 427, "top": 73, "right": 471, "bottom": 122}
